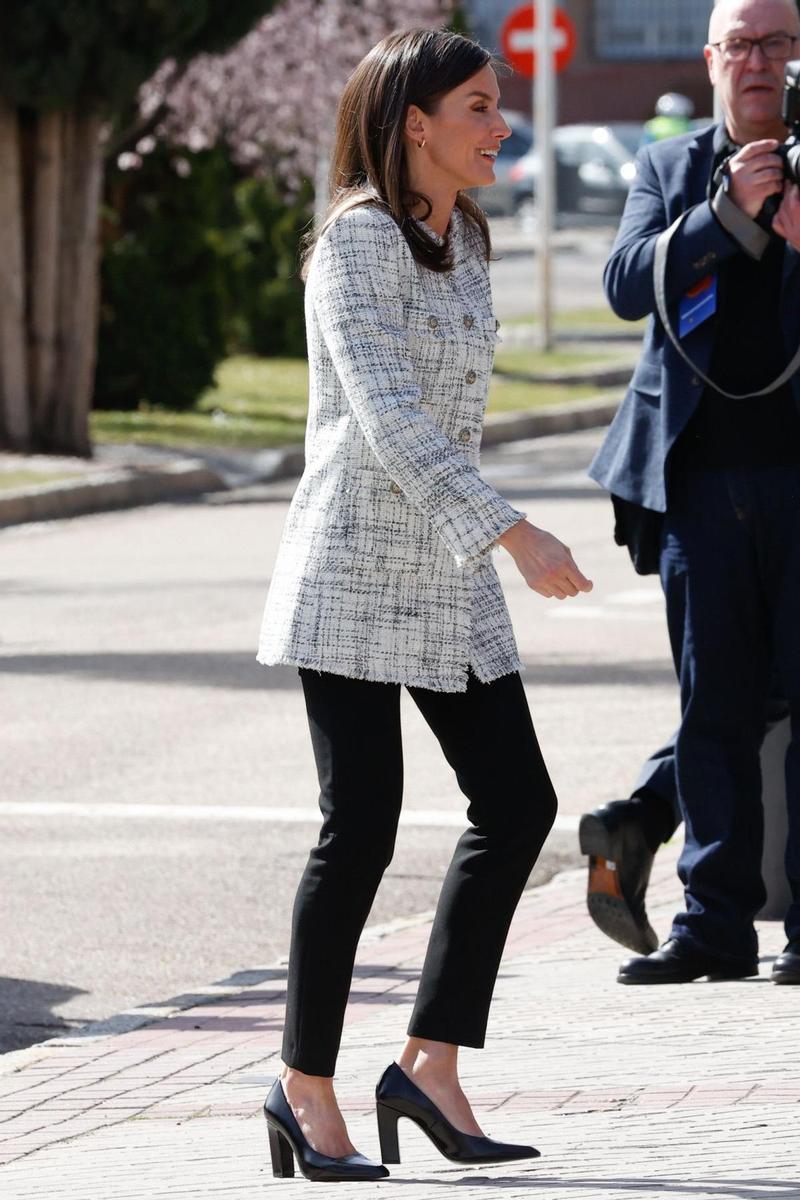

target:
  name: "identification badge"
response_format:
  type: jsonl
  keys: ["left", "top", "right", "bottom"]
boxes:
{"left": 678, "top": 273, "right": 717, "bottom": 338}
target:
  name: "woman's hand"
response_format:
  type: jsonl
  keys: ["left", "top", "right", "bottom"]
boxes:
{"left": 497, "top": 519, "right": 593, "bottom": 600}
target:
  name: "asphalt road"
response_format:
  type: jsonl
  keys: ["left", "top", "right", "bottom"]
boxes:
{"left": 489, "top": 219, "right": 617, "bottom": 318}
{"left": 0, "top": 424, "right": 679, "bottom": 1057}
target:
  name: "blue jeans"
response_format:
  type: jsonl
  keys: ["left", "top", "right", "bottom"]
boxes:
{"left": 660, "top": 464, "right": 800, "bottom": 962}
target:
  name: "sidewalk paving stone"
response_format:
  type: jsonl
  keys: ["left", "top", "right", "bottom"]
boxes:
{"left": 0, "top": 844, "right": 798, "bottom": 1197}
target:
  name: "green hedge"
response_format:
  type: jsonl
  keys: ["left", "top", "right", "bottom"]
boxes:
{"left": 95, "top": 145, "right": 311, "bottom": 411}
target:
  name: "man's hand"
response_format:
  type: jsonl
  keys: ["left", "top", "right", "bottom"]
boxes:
{"left": 773, "top": 181, "right": 800, "bottom": 250}
{"left": 726, "top": 139, "right": 784, "bottom": 217}
{"left": 498, "top": 519, "right": 593, "bottom": 600}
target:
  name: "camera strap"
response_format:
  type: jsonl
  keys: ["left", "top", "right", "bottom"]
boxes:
{"left": 654, "top": 210, "right": 800, "bottom": 398}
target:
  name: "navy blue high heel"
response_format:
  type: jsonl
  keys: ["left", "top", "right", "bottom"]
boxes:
{"left": 375, "top": 1062, "right": 540, "bottom": 1165}
{"left": 264, "top": 1078, "right": 389, "bottom": 1181}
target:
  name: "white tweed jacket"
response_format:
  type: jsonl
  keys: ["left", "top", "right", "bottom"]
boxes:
{"left": 257, "top": 200, "right": 525, "bottom": 692}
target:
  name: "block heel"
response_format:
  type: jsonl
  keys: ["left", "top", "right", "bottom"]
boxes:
{"left": 267, "top": 1123, "right": 295, "bottom": 1177}
{"left": 375, "top": 1063, "right": 540, "bottom": 1165}
{"left": 262, "top": 1078, "right": 389, "bottom": 1182}
{"left": 376, "top": 1101, "right": 401, "bottom": 1163}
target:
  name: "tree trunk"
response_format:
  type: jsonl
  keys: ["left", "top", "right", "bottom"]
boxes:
{"left": 29, "top": 110, "right": 63, "bottom": 442}
{"left": 48, "top": 108, "right": 105, "bottom": 456}
{"left": 0, "top": 103, "right": 106, "bottom": 456}
{"left": 0, "top": 99, "right": 30, "bottom": 449}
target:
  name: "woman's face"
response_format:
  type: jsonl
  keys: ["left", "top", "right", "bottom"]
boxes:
{"left": 406, "top": 64, "right": 512, "bottom": 192}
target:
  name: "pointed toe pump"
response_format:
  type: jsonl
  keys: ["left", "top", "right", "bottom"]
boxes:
{"left": 263, "top": 1078, "right": 389, "bottom": 1182}
{"left": 375, "top": 1062, "right": 540, "bottom": 1165}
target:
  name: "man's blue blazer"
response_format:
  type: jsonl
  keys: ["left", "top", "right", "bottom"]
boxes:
{"left": 588, "top": 121, "right": 800, "bottom": 512}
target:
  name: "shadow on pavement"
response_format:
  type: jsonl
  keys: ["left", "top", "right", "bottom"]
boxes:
{"left": 494, "top": 485, "right": 605, "bottom": 503}
{"left": 397, "top": 1177, "right": 800, "bottom": 1197}
{"left": 138, "top": 964, "right": 422, "bottom": 1034}
{"left": 0, "top": 653, "right": 674, "bottom": 690}
{"left": 0, "top": 653, "right": 299, "bottom": 691}
{"left": 0, "top": 976, "right": 91, "bottom": 1054}
{"left": 519, "top": 658, "right": 675, "bottom": 687}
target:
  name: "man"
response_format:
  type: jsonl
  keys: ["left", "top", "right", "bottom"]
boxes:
{"left": 588, "top": 0, "right": 800, "bottom": 985}
{"left": 642, "top": 92, "right": 696, "bottom": 145}
{"left": 579, "top": 695, "right": 789, "bottom": 957}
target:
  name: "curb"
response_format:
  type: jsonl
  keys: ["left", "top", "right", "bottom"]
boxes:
{"left": 0, "top": 461, "right": 223, "bottom": 528}
{"left": 0, "top": 866, "right": 585, "bottom": 1078}
{"left": 0, "top": 394, "right": 621, "bottom": 530}
{"left": 481, "top": 392, "right": 622, "bottom": 446}
{"left": 493, "top": 363, "right": 633, "bottom": 387}
{"left": 0, "top": 913, "right": 431, "bottom": 1076}
{"left": 0, "top": 448, "right": 306, "bottom": 530}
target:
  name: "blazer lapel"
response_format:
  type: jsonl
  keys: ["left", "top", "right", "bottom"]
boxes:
{"left": 685, "top": 126, "right": 718, "bottom": 208}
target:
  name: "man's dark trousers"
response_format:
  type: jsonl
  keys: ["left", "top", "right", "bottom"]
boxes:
{"left": 660, "top": 462, "right": 800, "bottom": 964}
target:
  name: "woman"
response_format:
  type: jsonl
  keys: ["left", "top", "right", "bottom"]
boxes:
{"left": 258, "top": 28, "right": 592, "bottom": 1182}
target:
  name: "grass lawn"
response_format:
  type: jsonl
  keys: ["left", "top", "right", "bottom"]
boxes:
{"left": 487, "top": 376, "right": 604, "bottom": 414}
{"left": 492, "top": 344, "right": 634, "bottom": 378}
{"left": 503, "top": 306, "right": 646, "bottom": 333}
{"left": 92, "top": 357, "right": 309, "bottom": 450}
{"left": 0, "top": 469, "right": 83, "bottom": 491}
{"left": 91, "top": 332, "right": 627, "bottom": 453}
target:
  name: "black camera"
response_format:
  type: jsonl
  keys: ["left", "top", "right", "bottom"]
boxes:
{"left": 779, "top": 58, "right": 800, "bottom": 182}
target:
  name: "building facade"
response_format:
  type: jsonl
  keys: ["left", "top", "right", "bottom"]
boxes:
{"left": 464, "top": 0, "right": 715, "bottom": 124}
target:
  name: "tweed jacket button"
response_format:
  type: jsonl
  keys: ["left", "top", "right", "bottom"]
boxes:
{"left": 691, "top": 375, "right": 700, "bottom": 386}
{"left": 465, "top": 369, "right": 477, "bottom": 384}
{"left": 258, "top": 203, "right": 524, "bottom": 692}
{"left": 463, "top": 313, "right": 475, "bottom": 329}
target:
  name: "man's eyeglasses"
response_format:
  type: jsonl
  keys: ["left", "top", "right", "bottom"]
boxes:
{"left": 710, "top": 32, "right": 799, "bottom": 62}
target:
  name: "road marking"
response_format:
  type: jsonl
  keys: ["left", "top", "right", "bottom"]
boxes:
{"left": 550, "top": 606, "right": 663, "bottom": 621}
{"left": 550, "top": 587, "right": 663, "bottom": 621}
{"left": 606, "top": 588, "right": 662, "bottom": 605}
{"left": 0, "top": 800, "right": 578, "bottom": 833}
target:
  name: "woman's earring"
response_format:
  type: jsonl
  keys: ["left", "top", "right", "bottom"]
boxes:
{"left": 417, "top": 139, "right": 426, "bottom": 149}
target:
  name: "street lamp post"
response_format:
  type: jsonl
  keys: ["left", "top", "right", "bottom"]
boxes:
{"left": 535, "top": 0, "right": 556, "bottom": 351}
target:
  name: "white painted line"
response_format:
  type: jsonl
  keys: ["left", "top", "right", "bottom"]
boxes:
{"left": 0, "top": 800, "right": 578, "bottom": 833}
{"left": 550, "top": 606, "right": 663, "bottom": 622}
{"left": 606, "top": 588, "right": 662, "bottom": 606}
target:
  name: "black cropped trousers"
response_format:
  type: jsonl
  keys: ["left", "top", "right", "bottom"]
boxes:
{"left": 281, "top": 668, "right": 558, "bottom": 1077}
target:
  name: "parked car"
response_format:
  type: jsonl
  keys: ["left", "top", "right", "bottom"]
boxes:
{"left": 509, "top": 123, "right": 640, "bottom": 222}
{"left": 604, "top": 120, "right": 646, "bottom": 157}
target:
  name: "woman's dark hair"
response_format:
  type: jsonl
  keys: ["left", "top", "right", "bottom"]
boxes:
{"left": 302, "top": 28, "right": 500, "bottom": 277}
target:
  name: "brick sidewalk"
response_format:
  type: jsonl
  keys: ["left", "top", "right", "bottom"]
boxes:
{"left": 1, "top": 848, "right": 798, "bottom": 1199}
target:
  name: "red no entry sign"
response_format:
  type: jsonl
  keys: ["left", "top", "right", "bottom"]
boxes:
{"left": 501, "top": 4, "right": 577, "bottom": 77}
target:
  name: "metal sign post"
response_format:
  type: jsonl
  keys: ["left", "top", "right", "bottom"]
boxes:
{"left": 501, "top": 3, "right": 575, "bottom": 352}
{"left": 713, "top": 0, "right": 724, "bottom": 124}
{"left": 535, "top": 0, "right": 556, "bottom": 351}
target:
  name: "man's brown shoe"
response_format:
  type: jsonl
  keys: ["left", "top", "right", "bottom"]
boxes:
{"left": 579, "top": 800, "right": 658, "bottom": 955}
